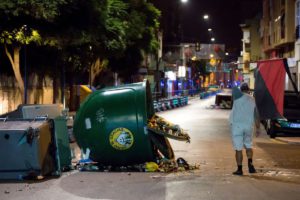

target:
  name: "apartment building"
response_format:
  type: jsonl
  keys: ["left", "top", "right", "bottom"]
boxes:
{"left": 262, "top": 0, "right": 295, "bottom": 58}
{"left": 250, "top": 0, "right": 298, "bottom": 90}
{"left": 240, "top": 16, "right": 262, "bottom": 89}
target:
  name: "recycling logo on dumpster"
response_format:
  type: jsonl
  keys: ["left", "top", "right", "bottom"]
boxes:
{"left": 109, "top": 127, "right": 134, "bottom": 150}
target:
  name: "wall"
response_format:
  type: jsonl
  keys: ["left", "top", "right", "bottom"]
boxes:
{"left": 0, "top": 75, "right": 55, "bottom": 115}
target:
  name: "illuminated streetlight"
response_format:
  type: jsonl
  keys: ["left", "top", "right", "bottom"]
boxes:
{"left": 181, "top": 0, "right": 188, "bottom": 3}
{"left": 211, "top": 37, "right": 215, "bottom": 42}
{"left": 225, "top": 52, "right": 229, "bottom": 56}
{"left": 208, "top": 28, "right": 212, "bottom": 32}
{"left": 203, "top": 14, "right": 209, "bottom": 20}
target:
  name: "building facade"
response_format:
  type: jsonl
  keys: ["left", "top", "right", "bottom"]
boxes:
{"left": 241, "top": 0, "right": 299, "bottom": 91}
{"left": 295, "top": 0, "right": 300, "bottom": 90}
{"left": 240, "top": 15, "right": 262, "bottom": 89}
{"left": 261, "top": 0, "right": 295, "bottom": 58}
{"left": 262, "top": 0, "right": 297, "bottom": 90}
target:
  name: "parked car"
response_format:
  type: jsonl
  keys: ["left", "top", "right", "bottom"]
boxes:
{"left": 265, "top": 91, "right": 300, "bottom": 138}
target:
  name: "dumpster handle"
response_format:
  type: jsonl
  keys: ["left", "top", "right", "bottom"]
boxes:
{"left": 34, "top": 115, "right": 48, "bottom": 121}
{"left": 0, "top": 117, "right": 7, "bottom": 122}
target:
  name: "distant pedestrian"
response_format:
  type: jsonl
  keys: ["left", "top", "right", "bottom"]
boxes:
{"left": 220, "top": 81, "right": 224, "bottom": 89}
{"left": 229, "top": 83, "right": 260, "bottom": 175}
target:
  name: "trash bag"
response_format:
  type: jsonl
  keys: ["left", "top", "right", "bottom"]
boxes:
{"left": 145, "top": 162, "right": 159, "bottom": 172}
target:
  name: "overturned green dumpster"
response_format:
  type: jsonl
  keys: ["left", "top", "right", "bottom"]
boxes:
{"left": 73, "top": 80, "right": 190, "bottom": 166}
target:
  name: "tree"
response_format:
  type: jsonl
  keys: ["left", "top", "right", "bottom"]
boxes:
{"left": 0, "top": 27, "right": 41, "bottom": 99}
{"left": 0, "top": 0, "right": 161, "bottom": 106}
{"left": 49, "top": 0, "right": 129, "bottom": 85}
{"left": 53, "top": 0, "right": 160, "bottom": 85}
{"left": 189, "top": 58, "right": 210, "bottom": 89}
{"left": 108, "top": 0, "right": 161, "bottom": 81}
{"left": 0, "top": 0, "right": 67, "bottom": 102}
{"left": 0, "top": 0, "right": 129, "bottom": 100}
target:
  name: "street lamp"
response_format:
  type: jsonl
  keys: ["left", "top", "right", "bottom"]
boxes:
{"left": 211, "top": 37, "right": 215, "bottom": 42}
{"left": 181, "top": 0, "right": 188, "bottom": 3}
{"left": 203, "top": 14, "right": 209, "bottom": 20}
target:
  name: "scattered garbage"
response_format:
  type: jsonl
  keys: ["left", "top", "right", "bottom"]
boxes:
{"left": 147, "top": 114, "right": 190, "bottom": 142}
{"left": 158, "top": 157, "right": 199, "bottom": 172}
{"left": 145, "top": 162, "right": 159, "bottom": 172}
{"left": 219, "top": 100, "right": 232, "bottom": 109}
{"left": 74, "top": 154, "right": 199, "bottom": 173}
{"left": 206, "top": 105, "right": 219, "bottom": 109}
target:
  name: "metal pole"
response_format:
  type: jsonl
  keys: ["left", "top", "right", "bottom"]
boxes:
{"left": 155, "top": 56, "right": 161, "bottom": 101}
{"left": 90, "top": 65, "right": 92, "bottom": 87}
{"left": 61, "top": 64, "right": 66, "bottom": 108}
{"left": 24, "top": 25, "right": 28, "bottom": 104}
{"left": 89, "top": 45, "right": 92, "bottom": 87}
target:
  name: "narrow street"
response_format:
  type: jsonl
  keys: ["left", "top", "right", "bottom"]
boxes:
{"left": 1, "top": 96, "right": 300, "bottom": 200}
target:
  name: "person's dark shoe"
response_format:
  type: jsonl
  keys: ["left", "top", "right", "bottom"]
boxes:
{"left": 248, "top": 165, "right": 257, "bottom": 173}
{"left": 232, "top": 169, "right": 243, "bottom": 175}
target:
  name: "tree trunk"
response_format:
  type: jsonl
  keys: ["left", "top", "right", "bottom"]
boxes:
{"left": 68, "top": 71, "right": 76, "bottom": 111}
{"left": 90, "top": 58, "right": 105, "bottom": 86}
{"left": 53, "top": 76, "right": 60, "bottom": 104}
{"left": 4, "top": 45, "right": 25, "bottom": 103}
{"left": 114, "top": 72, "right": 119, "bottom": 86}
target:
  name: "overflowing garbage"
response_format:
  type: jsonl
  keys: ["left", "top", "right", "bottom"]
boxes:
{"left": 147, "top": 114, "right": 190, "bottom": 142}
{"left": 73, "top": 110, "right": 194, "bottom": 173}
{"left": 70, "top": 80, "right": 197, "bottom": 174}
{"left": 73, "top": 80, "right": 191, "bottom": 167}
{"left": 74, "top": 111, "right": 194, "bottom": 173}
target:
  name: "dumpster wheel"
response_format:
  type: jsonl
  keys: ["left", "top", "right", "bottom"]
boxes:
{"left": 149, "top": 132, "right": 175, "bottom": 160}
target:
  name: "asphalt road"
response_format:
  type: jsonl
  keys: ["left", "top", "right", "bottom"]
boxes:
{"left": 1, "top": 96, "right": 300, "bottom": 200}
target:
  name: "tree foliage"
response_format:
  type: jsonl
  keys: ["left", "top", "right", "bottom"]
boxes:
{"left": 0, "top": 0, "right": 67, "bottom": 20}
{"left": 0, "top": 0, "right": 161, "bottom": 99}
{"left": 195, "top": 59, "right": 210, "bottom": 76}
{"left": 0, "top": 1, "right": 67, "bottom": 101}
{"left": 108, "top": 0, "right": 161, "bottom": 80}
{"left": 188, "top": 58, "right": 210, "bottom": 81}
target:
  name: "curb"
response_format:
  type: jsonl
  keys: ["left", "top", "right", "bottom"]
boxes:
{"left": 275, "top": 137, "right": 300, "bottom": 145}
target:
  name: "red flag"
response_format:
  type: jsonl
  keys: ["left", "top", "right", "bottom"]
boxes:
{"left": 254, "top": 59, "right": 286, "bottom": 119}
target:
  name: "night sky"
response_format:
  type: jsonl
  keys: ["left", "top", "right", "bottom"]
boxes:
{"left": 151, "top": 0, "right": 262, "bottom": 56}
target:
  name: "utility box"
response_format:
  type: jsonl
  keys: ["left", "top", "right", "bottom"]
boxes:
{"left": 0, "top": 104, "right": 72, "bottom": 176}
{"left": 0, "top": 120, "right": 56, "bottom": 179}
{"left": 73, "top": 80, "right": 157, "bottom": 166}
